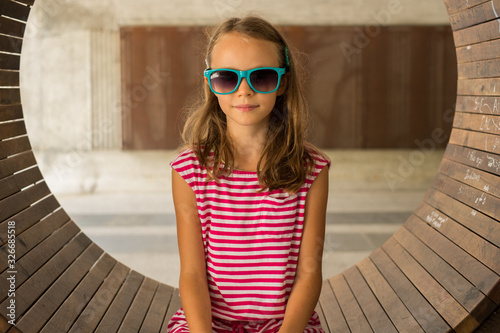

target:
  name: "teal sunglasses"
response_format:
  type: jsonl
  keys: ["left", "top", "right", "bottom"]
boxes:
{"left": 204, "top": 67, "right": 286, "bottom": 95}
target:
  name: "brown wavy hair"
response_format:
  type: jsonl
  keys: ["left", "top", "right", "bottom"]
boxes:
{"left": 181, "top": 15, "right": 320, "bottom": 193}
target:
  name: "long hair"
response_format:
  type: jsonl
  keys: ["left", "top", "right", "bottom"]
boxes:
{"left": 181, "top": 15, "right": 318, "bottom": 193}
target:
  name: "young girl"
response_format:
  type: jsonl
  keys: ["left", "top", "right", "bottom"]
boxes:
{"left": 168, "top": 16, "right": 330, "bottom": 333}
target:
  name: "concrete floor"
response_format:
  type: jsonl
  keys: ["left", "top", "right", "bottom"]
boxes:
{"left": 35, "top": 149, "right": 444, "bottom": 287}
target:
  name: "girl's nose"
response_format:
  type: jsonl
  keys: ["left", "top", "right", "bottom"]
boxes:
{"left": 237, "top": 78, "right": 254, "bottom": 96}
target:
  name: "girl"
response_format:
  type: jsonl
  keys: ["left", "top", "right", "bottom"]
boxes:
{"left": 168, "top": 15, "right": 330, "bottom": 333}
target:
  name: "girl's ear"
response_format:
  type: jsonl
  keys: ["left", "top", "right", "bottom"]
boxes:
{"left": 276, "top": 74, "right": 288, "bottom": 96}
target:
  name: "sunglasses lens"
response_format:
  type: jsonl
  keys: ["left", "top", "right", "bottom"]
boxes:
{"left": 209, "top": 71, "right": 239, "bottom": 93}
{"left": 250, "top": 69, "right": 279, "bottom": 93}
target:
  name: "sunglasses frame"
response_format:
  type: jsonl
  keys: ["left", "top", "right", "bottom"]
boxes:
{"left": 204, "top": 67, "right": 287, "bottom": 95}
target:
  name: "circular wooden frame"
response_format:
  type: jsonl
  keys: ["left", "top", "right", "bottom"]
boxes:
{"left": 0, "top": 0, "right": 499, "bottom": 332}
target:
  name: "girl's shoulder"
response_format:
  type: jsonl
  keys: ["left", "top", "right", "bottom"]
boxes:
{"left": 170, "top": 147, "right": 211, "bottom": 187}
{"left": 299, "top": 145, "right": 330, "bottom": 192}
{"left": 170, "top": 145, "right": 215, "bottom": 171}
{"left": 170, "top": 147, "right": 202, "bottom": 171}
{"left": 305, "top": 145, "right": 331, "bottom": 171}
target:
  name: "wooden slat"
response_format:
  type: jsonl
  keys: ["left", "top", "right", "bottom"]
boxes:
{"left": 0, "top": 0, "right": 31, "bottom": 22}
{"left": 0, "top": 70, "right": 19, "bottom": 86}
{"left": 433, "top": 172, "right": 499, "bottom": 222}
{"left": 440, "top": 157, "right": 500, "bottom": 199}
{"left": 0, "top": 88, "right": 20, "bottom": 105}
{"left": 329, "top": 273, "right": 372, "bottom": 332}
{"left": 405, "top": 213, "right": 500, "bottom": 304}
{"left": 0, "top": 166, "right": 42, "bottom": 200}
{"left": 454, "top": 112, "right": 500, "bottom": 136}
{"left": 0, "top": 54, "right": 20, "bottom": 71}
{"left": 68, "top": 262, "right": 130, "bottom": 333}
{"left": 0, "top": 194, "right": 60, "bottom": 247}
{"left": 0, "top": 151, "right": 35, "bottom": 181}
{"left": 314, "top": 302, "right": 329, "bottom": 333}
{"left": 0, "top": 136, "right": 30, "bottom": 159}
{"left": 14, "top": 244, "right": 104, "bottom": 333}
{"left": 455, "top": 95, "right": 500, "bottom": 115}
{"left": 0, "top": 221, "right": 80, "bottom": 303}
{"left": 0, "top": 157, "right": 39, "bottom": 193}
{"left": 0, "top": 209, "right": 70, "bottom": 274}
{"left": 394, "top": 226, "right": 496, "bottom": 318}
{"left": 318, "top": 280, "right": 349, "bottom": 333}
{"left": 426, "top": 181, "right": 500, "bottom": 246}
{"left": 39, "top": 253, "right": 117, "bottom": 333}
{"left": 370, "top": 248, "right": 451, "bottom": 332}
{"left": 383, "top": 237, "right": 476, "bottom": 331}
{"left": 458, "top": 59, "right": 500, "bottom": 79}
{"left": 118, "top": 277, "right": 159, "bottom": 333}
{"left": 0, "top": 104, "right": 22, "bottom": 122}
{"left": 160, "top": 290, "right": 181, "bottom": 333}
{"left": 445, "top": 144, "right": 500, "bottom": 177}
{"left": 0, "top": 16, "right": 26, "bottom": 38}
{"left": 416, "top": 197, "right": 500, "bottom": 273}
{"left": 4, "top": 323, "right": 21, "bottom": 333}
{"left": 456, "top": 38, "right": 500, "bottom": 63}
{"left": 94, "top": 270, "right": 144, "bottom": 333}
{"left": 437, "top": 161, "right": 499, "bottom": 212}
{"left": 0, "top": 34, "right": 22, "bottom": 54}
{"left": 344, "top": 264, "right": 399, "bottom": 333}
{"left": 0, "top": 232, "right": 92, "bottom": 320}
{"left": 0, "top": 315, "right": 12, "bottom": 333}
{"left": 444, "top": 0, "right": 492, "bottom": 15}
{"left": 457, "top": 78, "right": 500, "bottom": 96}
{"left": 0, "top": 181, "right": 50, "bottom": 222}
{"left": 356, "top": 257, "right": 423, "bottom": 332}
{"left": 139, "top": 283, "right": 174, "bottom": 333}
{"left": 449, "top": 0, "right": 500, "bottom": 31}
{"left": 453, "top": 19, "right": 500, "bottom": 47}
{"left": 12, "top": 0, "right": 34, "bottom": 7}
{"left": 449, "top": 129, "right": 500, "bottom": 155}
{"left": 0, "top": 120, "right": 26, "bottom": 140}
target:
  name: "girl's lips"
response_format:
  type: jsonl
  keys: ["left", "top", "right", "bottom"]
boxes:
{"left": 234, "top": 104, "right": 259, "bottom": 112}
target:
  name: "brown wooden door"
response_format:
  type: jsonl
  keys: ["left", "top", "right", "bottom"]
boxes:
{"left": 120, "top": 26, "right": 456, "bottom": 149}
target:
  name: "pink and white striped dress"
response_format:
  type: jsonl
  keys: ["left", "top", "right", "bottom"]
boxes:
{"left": 167, "top": 148, "right": 330, "bottom": 333}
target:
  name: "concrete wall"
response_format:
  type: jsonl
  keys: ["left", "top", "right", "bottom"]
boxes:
{"left": 20, "top": 0, "right": 450, "bottom": 151}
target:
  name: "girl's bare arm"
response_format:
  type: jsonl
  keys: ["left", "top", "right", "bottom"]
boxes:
{"left": 278, "top": 167, "right": 329, "bottom": 333}
{"left": 172, "top": 169, "right": 212, "bottom": 333}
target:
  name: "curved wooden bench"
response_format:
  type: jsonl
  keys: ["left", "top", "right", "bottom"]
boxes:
{"left": 0, "top": 0, "right": 499, "bottom": 332}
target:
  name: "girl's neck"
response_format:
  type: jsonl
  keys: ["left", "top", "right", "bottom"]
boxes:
{"left": 227, "top": 124, "right": 268, "bottom": 172}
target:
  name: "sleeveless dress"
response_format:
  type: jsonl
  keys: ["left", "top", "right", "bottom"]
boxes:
{"left": 167, "top": 148, "right": 330, "bottom": 333}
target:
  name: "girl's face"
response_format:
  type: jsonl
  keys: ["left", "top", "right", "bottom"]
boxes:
{"left": 208, "top": 32, "right": 286, "bottom": 134}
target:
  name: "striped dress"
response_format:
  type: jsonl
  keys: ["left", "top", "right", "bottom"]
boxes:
{"left": 167, "top": 148, "right": 330, "bottom": 333}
